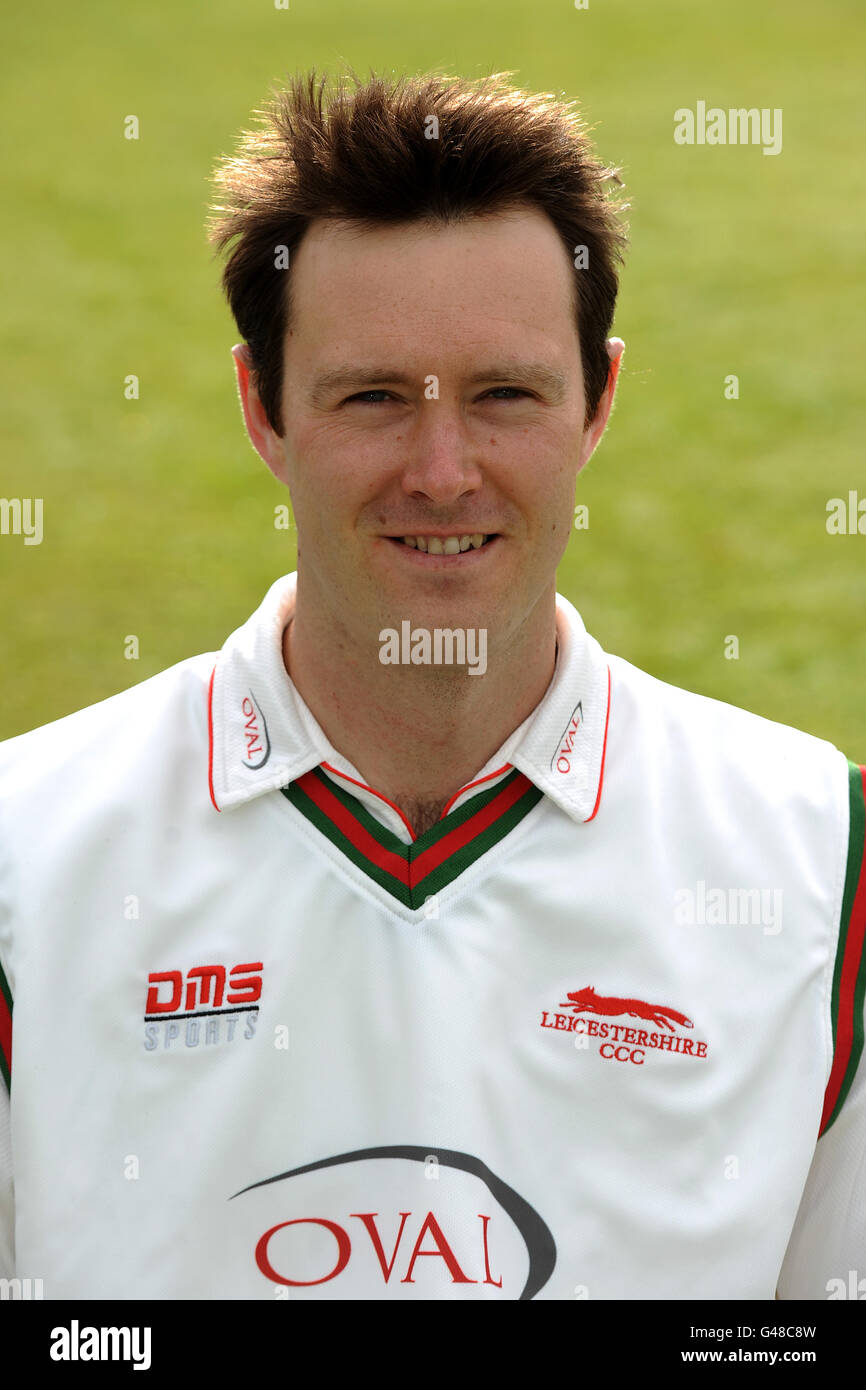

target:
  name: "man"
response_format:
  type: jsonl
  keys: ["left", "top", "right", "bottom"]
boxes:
{"left": 0, "top": 69, "right": 862, "bottom": 1300}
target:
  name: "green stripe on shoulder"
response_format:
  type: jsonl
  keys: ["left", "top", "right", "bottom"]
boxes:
{"left": 821, "top": 761, "right": 866, "bottom": 1135}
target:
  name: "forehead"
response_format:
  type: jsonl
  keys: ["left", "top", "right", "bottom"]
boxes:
{"left": 285, "top": 205, "right": 579, "bottom": 353}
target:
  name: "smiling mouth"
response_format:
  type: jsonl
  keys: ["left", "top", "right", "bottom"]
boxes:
{"left": 387, "top": 534, "right": 498, "bottom": 553}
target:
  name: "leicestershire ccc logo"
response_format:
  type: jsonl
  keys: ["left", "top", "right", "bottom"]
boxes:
{"left": 540, "top": 984, "right": 710, "bottom": 1065}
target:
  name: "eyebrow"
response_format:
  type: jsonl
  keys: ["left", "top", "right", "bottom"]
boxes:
{"left": 308, "top": 362, "right": 569, "bottom": 407}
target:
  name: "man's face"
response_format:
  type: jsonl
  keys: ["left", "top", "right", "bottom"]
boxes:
{"left": 235, "top": 205, "right": 621, "bottom": 648}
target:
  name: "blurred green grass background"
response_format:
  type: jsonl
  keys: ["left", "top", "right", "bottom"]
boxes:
{"left": 1, "top": 0, "right": 864, "bottom": 756}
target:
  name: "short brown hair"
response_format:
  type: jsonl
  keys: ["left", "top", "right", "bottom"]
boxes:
{"left": 208, "top": 68, "right": 628, "bottom": 432}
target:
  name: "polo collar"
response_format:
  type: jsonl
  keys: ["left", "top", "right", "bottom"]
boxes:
{"left": 208, "top": 572, "right": 611, "bottom": 825}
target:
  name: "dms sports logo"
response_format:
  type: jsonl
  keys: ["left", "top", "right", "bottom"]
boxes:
{"left": 541, "top": 985, "right": 710, "bottom": 1065}
{"left": 143, "top": 961, "right": 262, "bottom": 1051}
{"left": 231, "top": 1147, "right": 556, "bottom": 1300}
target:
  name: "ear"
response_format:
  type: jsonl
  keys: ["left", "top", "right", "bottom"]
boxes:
{"left": 577, "top": 339, "right": 625, "bottom": 473}
{"left": 601, "top": 338, "right": 625, "bottom": 408}
{"left": 231, "top": 343, "right": 289, "bottom": 485}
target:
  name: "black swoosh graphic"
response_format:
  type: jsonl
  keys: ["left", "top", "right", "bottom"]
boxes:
{"left": 231, "top": 1144, "right": 556, "bottom": 1300}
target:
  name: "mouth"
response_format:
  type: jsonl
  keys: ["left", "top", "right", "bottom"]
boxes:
{"left": 382, "top": 533, "right": 501, "bottom": 561}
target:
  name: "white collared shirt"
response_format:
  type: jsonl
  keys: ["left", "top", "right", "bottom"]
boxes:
{"left": 0, "top": 572, "right": 863, "bottom": 1299}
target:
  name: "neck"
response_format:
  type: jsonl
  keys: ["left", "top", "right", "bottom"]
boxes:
{"left": 283, "top": 583, "right": 558, "bottom": 835}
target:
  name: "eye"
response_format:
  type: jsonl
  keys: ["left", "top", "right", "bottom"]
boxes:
{"left": 342, "top": 386, "right": 533, "bottom": 405}
{"left": 345, "top": 390, "right": 394, "bottom": 404}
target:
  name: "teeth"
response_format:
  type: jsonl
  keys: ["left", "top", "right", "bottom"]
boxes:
{"left": 399, "top": 534, "right": 491, "bottom": 551}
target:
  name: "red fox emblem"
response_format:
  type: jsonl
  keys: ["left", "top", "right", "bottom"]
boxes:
{"left": 559, "top": 985, "right": 693, "bottom": 1033}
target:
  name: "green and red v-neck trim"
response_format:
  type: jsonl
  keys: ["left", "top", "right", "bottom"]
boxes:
{"left": 282, "top": 764, "right": 543, "bottom": 908}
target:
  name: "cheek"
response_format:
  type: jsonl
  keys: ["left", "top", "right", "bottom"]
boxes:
{"left": 289, "top": 417, "right": 393, "bottom": 487}
{"left": 505, "top": 448, "right": 576, "bottom": 513}
{"left": 284, "top": 448, "right": 384, "bottom": 547}
{"left": 542, "top": 474, "right": 582, "bottom": 546}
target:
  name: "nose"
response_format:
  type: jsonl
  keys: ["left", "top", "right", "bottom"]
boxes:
{"left": 398, "top": 405, "right": 483, "bottom": 506}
